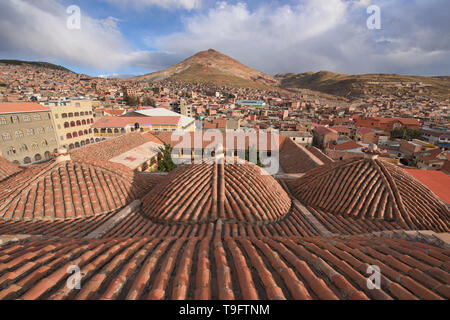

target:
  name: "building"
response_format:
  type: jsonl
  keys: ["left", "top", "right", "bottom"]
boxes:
{"left": 42, "top": 99, "right": 95, "bottom": 150}
{"left": 355, "top": 117, "right": 420, "bottom": 131}
{"left": 135, "top": 108, "right": 196, "bottom": 132}
{"left": 235, "top": 100, "right": 266, "bottom": 108}
{"left": 280, "top": 131, "right": 313, "bottom": 146}
{"left": 312, "top": 126, "right": 338, "bottom": 148}
{"left": 92, "top": 116, "right": 182, "bottom": 140}
{"left": 0, "top": 102, "right": 58, "bottom": 164}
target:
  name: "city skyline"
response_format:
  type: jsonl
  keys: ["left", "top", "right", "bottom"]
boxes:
{"left": 1, "top": 0, "right": 449, "bottom": 77}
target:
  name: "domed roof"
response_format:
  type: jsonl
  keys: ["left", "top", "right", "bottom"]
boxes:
{"left": 142, "top": 162, "right": 291, "bottom": 224}
{"left": 291, "top": 157, "right": 450, "bottom": 232}
{"left": 0, "top": 158, "right": 146, "bottom": 221}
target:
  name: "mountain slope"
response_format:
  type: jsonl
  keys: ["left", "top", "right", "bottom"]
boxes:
{"left": 276, "top": 71, "right": 450, "bottom": 101}
{"left": 0, "top": 59, "right": 73, "bottom": 73}
{"left": 131, "top": 49, "right": 278, "bottom": 89}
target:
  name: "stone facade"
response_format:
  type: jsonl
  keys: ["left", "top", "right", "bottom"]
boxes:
{"left": 0, "top": 107, "right": 58, "bottom": 164}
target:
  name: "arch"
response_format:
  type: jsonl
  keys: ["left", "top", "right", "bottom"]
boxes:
{"left": 94, "top": 128, "right": 99, "bottom": 133}
{"left": 70, "top": 121, "right": 75, "bottom": 127}
{"left": 44, "top": 151, "right": 51, "bottom": 160}
{"left": 107, "top": 128, "right": 113, "bottom": 133}
{"left": 66, "top": 133, "right": 72, "bottom": 139}
{"left": 82, "top": 119, "right": 87, "bottom": 125}
{"left": 23, "top": 157, "right": 31, "bottom": 164}
{"left": 95, "top": 138, "right": 100, "bottom": 142}
{"left": 84, "top": 129, "right": 88, "bottom": 135}
{"left": 76, "top": 120, "right": 81, "bottom": 126}
{"left": 75, "top": 142, "right": 80, "bottom": 148}
{"left": 34, "top": 154, "right": 42, "bottom": 162}
{"left": 81, "top": 141, "right": 85, "bottom": 146}
{"left": 64, "top": 122, "right": 70, "bottom": 128}
{"left": 73, "top": 132, "right": 78, "bottom": 138}
{"left": 69, "top": 144, "right": 74, "bottom": 150}
{"left": 78, "top": 130, "right": 83, "bottom": 136}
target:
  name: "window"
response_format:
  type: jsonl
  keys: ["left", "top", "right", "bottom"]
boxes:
{"left": 57, "top": 124, "right": 61, "bottom": 129}
{"left": 75, "top": 112, "right": 79, "bottom": 117}
{"left": 26, "top": 128, "right": 34, "bottom": 136}
{"left": 80, "top": 112, "right": 85, "bottom": 116}
{"left": 42, "top": 140, "right": 48, "bottom": 147}
{"left": 60, "top": 136, "right": 64, "bottom": 141}
{"left": 33, "top": 114, "right": 41, "bottom": 121}
{"left": 31, "top": 143, "right": 39, "bottom": 150}
{"left": 64, "top": 122, "right": 70, "bottom": 128}
{"left": 0, "top": 117, "right": 7, "bottom": 125}
{"left": 73, "top": 132, "right": 78, "bottom": 138}
{"left": 43, "top": 113, "right": 50, "bottom": 120}
{"left": 67, "top": 133, "right": 72, "bottom": 139}
{"left": 11, "top": 116, "right": 19, "bottom": 124}
{"left": 54, "top": 114, "right": 59, "bottom": 119}
{"left": 46, "top": 126, "right": 53, "bottom": 132}
{"left": 2, "top": 133, "right": 11, "bottom": 141}
{"left": 36, "top": 127, "right": 44, "bottom": 134}
{"left": 62, "top": 113, "right": 68, "bottom": 118}
{"left": 68, "top": 113, "right": 74, "bottom": 118}
{"left": 70, "top": 121, "right": 75, "bottom": 127}
{"left": 15, "top": 130, "right": 24, "bottom": 138}
{"left": 75, "top": 103, "right": 80, "bottom": 108}
{"left": 19, "top": 144, "right": 28, "bottom": 152}
{"left": 76, "top": 120, "right": 81, "bottom": 126}
{"left": 6, "top": 146, "right": 16, "bottom": 155}
{"left": 23, "top": 115, "right": 31, "bottom": 122}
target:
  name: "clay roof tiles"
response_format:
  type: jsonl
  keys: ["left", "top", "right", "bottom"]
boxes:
{"left": 0, "top": 234, "right": 448, "bottom": 300}
{"left": 0, "top": 156, "right": 22, "bottom": 182}
{"left": 0, "top": 159, "right": 151, "bottom": 222}
{"left": 290, "top": 158, "right": 450, "bottom": 233}
{"left": 142, "top": 162, "right": 291, "bottom": 225}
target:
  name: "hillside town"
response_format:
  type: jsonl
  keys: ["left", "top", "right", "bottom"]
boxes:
{"left": 0, "top": 58, "right": 449, "bottom": 302}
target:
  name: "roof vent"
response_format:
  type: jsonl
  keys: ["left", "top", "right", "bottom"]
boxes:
{"left": 55, "top": 148, "right": 71, "bottom": 163}
{"left": 363, "top": 143, "right": 380, "bottom": 160}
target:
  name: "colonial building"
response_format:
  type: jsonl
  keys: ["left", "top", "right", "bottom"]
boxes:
{"left": 0, "top": 102, "right": 58, "bottom": 164}
{"left": 92, "top": 116, "right": 182, "bottom": 140}
{"left": 42, "top": 99, "right": 96, "bottom": 150}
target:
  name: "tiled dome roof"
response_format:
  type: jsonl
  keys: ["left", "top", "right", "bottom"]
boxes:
{"left": 0, "top": 159, "right": 146, "bottom": 221}
{"left": 290, "top": 158, "right": 450, "bottom": 232}
{"left": 0, "top": 156, "right": 21, "bottom": 182}
{"left": 142, "top": 162, "right": 291, "bottom": 225}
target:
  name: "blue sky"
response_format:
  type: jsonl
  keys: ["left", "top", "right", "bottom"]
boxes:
{"left": 0, "top": 0, "right": 449, "bottom": 77}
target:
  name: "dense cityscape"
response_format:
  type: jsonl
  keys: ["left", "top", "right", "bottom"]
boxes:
{"left": 0, "top": 0, "right": 449, "bottom": 307}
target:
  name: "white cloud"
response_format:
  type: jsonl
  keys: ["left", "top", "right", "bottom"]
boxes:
{"left": 0, "top": 0, "right": 176, "bottom": 72}
{"left": 151, "top": 0, "right": 450, "bottom": 75}
{"left": 100, "top": 0, "right": 202, "bottom": 10}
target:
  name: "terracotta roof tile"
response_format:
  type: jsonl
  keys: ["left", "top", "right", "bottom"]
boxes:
{"left": 290, "top": 158, "right": 450, "bottom": 232}
{"left": 0, "top": 235, "right": 447, "bottom": 300}
{"left": 0, "top": 156, "right": 22, "bottom": 182}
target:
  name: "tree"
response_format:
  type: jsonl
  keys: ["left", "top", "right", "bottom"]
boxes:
{"left": 123, "top": 91, "right": 139, "bottom": 106}
{"left": 157, "top": 143, "right": 177, "bottom": 172}
{"left": 390, "top": 127, "right": 423, "bottom": 140}
{"left": 244, "top": 146, "right": 265, "bottom": 167}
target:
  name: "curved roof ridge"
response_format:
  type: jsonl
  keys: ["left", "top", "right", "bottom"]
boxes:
{"left": 372, "top": 159, "right": 411, "bottom": 229}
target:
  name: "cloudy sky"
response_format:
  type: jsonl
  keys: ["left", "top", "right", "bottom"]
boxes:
{"left": 0, "top": 0, "right": 449, "bottom": 77}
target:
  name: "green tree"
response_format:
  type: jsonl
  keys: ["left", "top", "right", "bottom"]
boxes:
{"left": 157, "top": 143, "right": 177, "bottom": 172}
{"left": 244, "top": 146, "right": 265, "bottom": 167}
{"left": 390, "top": 127, "right": 423, "bottom": 140}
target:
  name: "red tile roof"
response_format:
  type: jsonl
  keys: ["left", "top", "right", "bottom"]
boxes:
{"left": 405, "top": 169, "right": 450, "bottom": 204}
{"left": 331, "top": 141, "right": 364, "bottom": 151}
{"left": 142, "top": 162, "right": 291, "bottom": 224}
{"left": 290, "top": 158, "right": 450, "bottom": 232}
{"left": 92, "top": 116, "right": 180, "bottom": 128}
{"left": 0, "top": 159, "right": 149, "bottom": 221}
{"left": 0, "top": 102, "right": 50, "bottom": 114}
{"left": 279, "top": 138, "right": 324, "bottom": 173}
{"left": 70, "top": 133, "right": 158, "bottom": 162}
{"left": 0, "top": 156, "right": 21, "bottom": 182}
{"left": 0, "top": 234, "right": 448, "bottom": 300}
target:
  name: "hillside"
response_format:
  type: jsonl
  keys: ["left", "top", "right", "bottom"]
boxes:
{"left": 131, "top": 49, "right": 278, "bottom": 89}
{"left": 276, "top": 71, "right": 450, "bottom": 101}
{"left": 0, "top": 59, "right": 73, "bottom": 73}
